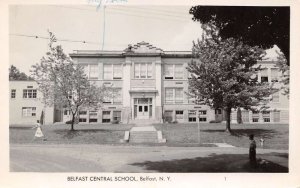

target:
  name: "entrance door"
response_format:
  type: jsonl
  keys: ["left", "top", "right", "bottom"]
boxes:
{"left": 134, "top": 98, "right": 152, "bottom": 119}
{"left": 137, "top": 104, "right": 149, "bottom": 119}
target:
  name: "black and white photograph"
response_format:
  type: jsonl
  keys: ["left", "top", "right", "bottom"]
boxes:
{"left": 1, "top": 0, "right": 299, "bottom": 188}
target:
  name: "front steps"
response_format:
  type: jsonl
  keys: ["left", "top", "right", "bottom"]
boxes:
{"left": 123, "top": 126, "right": 166, "bottom": 143}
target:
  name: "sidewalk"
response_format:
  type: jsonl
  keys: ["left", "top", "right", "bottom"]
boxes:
{"left": 10, "top": 144, "right": 288, "bottom": 172}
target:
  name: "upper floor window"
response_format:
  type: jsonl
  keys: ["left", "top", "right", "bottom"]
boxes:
{"left": 165, "top": 88, "right": 183, "bottom": 104}
{"left": 23, "top": 89, "right": 37, "bottom": 98}
{"left": 81, "top": 64, "right": 98, "bottom": 79}
{"left": 260, "top": 68, "right": 268, "bottom": 83}
{"left": 164, "top": 64, "right": 183, "bottom": 79}
{"left": 11, "top": 89, "right": 16, "bottom": 98}
{"left": 271, "top": 68, "right": 279, "bottom": 82}
{"left": 134, "top": 63, "right": 152, "bottom": 79}
{"left": 89, "top": 64, "right": 98, "bottom": 79}
{"left": 104, "top": 64, "right": 122, "bottom": 80}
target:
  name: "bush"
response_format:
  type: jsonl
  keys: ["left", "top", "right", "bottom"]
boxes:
{"left": 209, "top": 120, "right": 222, "bottom": 123}
{"left": 111, "top": 120, "right": 120, "bottom": 124}
{"left": 65, "top": 119, "right": 79, "bottom": 124}
{"left": 171, "top": 120, "right": 178, "bottom": 124}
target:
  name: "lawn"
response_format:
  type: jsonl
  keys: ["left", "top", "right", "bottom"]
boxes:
{"left": 10, "top": 123, "right": 288, "bottom": 150}
{"left": 154, "top": 123, "right": 289, "bottom": 150}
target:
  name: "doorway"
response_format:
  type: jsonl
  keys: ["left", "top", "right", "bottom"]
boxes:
{"left": 134, "top": 98, "right": 152, "bottom": 119}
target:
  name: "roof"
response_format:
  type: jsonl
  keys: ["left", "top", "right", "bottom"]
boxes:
{"left": 70, "top": 42, "right": 193, "bottom": 58}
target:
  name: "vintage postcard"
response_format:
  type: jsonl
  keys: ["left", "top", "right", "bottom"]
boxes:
{"left": 0, "top": 0, "right": 300, "bottom": 187}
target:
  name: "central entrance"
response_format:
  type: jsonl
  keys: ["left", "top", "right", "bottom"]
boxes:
{"left": 134, "top": 98, "right": 152, "bottom": 119}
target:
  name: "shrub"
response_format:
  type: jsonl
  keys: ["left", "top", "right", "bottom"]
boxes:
{"left": 111, "top": 120, "right": 120, "bottom": 124}
{"left": 209, "top": 120, "right": 222, "bottom": 123}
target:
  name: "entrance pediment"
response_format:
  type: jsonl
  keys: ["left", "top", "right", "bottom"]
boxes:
{"left": 124, "top": 41, "right": 163, "bottom": 54}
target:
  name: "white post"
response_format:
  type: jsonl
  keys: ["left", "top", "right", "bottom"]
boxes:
{"left": 198, "top": 118, "right": 200, "bottom": 144}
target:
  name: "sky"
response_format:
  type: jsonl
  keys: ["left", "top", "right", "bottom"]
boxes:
{"left": 9, "top": 4, "right": 279, "bottom": 75}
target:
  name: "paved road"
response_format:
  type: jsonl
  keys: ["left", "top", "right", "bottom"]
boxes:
{"left": 10, "top": 144, "right": 288, "bottom": 172}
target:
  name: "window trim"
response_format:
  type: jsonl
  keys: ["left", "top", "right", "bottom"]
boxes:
{"left": 134, "top": 63, "right": 152, "bottom": 79}
{"left": 103, "top": 64, "right": 123, "bottom": 80}
{"left": 23, "top": 89, "right": 37, "bottom": 99}
{"left": 164, "top": 64, "right": 184, "bottom": 80}
{"left": 165, "top": 88, "right": 184, "bottom": 104}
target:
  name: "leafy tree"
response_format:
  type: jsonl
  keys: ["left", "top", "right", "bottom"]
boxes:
{"left": 31, "top": 31, "right": 107, "bottom": 130}
{"left": 276, "top": 52, "right": 289, "bottom": 98}
{"left": 187, "top": 34, "right": 274, "bottom": 133}
{"left": 9, "top": 65, "right": 33, "bottom": 81}
{"left": 189, "top": 6, "right": 290, "bottom": 65}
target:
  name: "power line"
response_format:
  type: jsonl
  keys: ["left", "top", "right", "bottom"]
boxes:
{"left": 10, "top": 33, "right": 101, "bottom": 45}
{"left": 10, "top": 33, "right": 196, "bottom": 47}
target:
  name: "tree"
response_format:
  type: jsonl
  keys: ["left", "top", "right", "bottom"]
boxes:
{"left": 31, "top": 31, "right": 107, "bottom": 130}
{"left": 187, "top": 34, "right": 274, "bottom": 133}
{"left": 189, "top": 6, "right": 290, "bottom": 65}
{"left": 9, "top": 65, "right": 33, "bottom": 81}
{"left": 276, "top": 52, "right": 289, "bottom": 98}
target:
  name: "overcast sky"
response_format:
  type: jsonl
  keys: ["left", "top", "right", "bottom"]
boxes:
{"left": 9, "top": 5, "right": 279, "bottom": 75}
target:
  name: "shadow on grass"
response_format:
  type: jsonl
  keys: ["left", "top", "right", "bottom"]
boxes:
{"left": 54, "top": 129, "right": 113, "bottom": 139}
{"left": 202, "top": 129, "right": 278, "bottom": 139}
{"left": 130, "top": 153, "right": 288, "bottom": 172}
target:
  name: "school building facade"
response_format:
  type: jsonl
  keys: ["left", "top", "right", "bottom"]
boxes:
{"left": 9, "top": 42, "right": 289, "bottom": 125}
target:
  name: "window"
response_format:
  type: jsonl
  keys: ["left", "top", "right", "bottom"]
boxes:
{"left": 11, "top": 89, "right": 16, "bottom": 98}
{"left": 165, "top": 88, "right": 183, "bottom": 104}
{"left": 199, "top": 110, "right": 207, "bottom": 122}
{"left": 113, "top": 111, "right": 121, "bottom": 121}
{"left": 102, "top": 111, "right": 111, "bottom": 123}
{"left": 174, "top": 64, "right": 183, "bottom": 79}
{"left": 89, "top": 111, "right": 98, "bottom": 123}
{"left": 165, "top": 88, "right": 174, "bottom": 104}
{"left": 89, "top": 64, "right": 98, "bottom": 79}
{"left": 175, "top": 110, "right": 184, "bottom": 120}
{"left": 262, "top": 111, "right": 270, "bottom": 123}
{"left": 272, "top": 92, "right": 280, "bottom": 102}
{"left": 22, "top": 107, "right": 36, "bottom": 117}
{"left": 23, "top": 89, "right": 37, "bottom": 98}
{"left": 175, "top": 88, "right": 183, "bottom": 103}
{"left": 188, "top": 110, "right": 196, "bottom": 122}
{"left": 103, "top": 64, "right": 113, "bottom": 80}
{"left": 79, "top": 118, "right": 87, "bottom": 122}
{"left": 113, "top": 64, "right": 122, "bottom": 79}
{"left": 252, "top": 110, "right": 259, "bottom": 122}
{"left": 271, "top": 68, "right": 279, "bottom": 82}
{"left": 199, "top": 110, "right": 207, "bottom": 115}
{"left": 261, "top": 68, "right": 268, "bottom": 83}
{"left": 199, "top": 118, "right": 207, "bottom": 122}
{"left": 79, "top": 111, "right": 87, "bottom": 115}
{"left": 164, "top": 65, "right": 173, "bottom": 79}
{"left": 164, "top": 64, "right": 183, "bottom": 79}
{"left": 134, "top": 63, "right": 152, "bottom": 79}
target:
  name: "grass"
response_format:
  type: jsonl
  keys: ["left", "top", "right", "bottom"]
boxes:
{"left": 10, "top": 123, "right": 288, "bottom": 149}
{"left": 9, "top": 123, "right": 134, "bottom": 145}
{"left": 153, "top": 123, "right": 288, "bottom": 150}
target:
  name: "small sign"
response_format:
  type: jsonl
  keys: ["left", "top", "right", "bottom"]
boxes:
{"left": 35, "top": 127, "right": 44, "bottom": 137}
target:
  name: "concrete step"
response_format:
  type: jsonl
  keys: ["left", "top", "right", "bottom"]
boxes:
{"left": 129, "top": 131, "right": 158, "bottom": 143}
